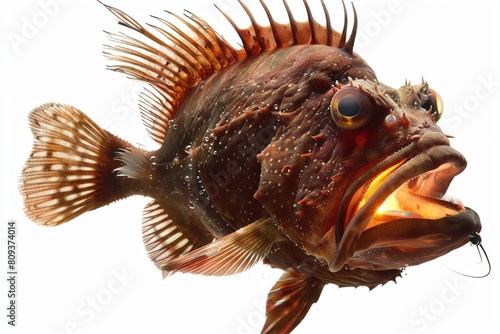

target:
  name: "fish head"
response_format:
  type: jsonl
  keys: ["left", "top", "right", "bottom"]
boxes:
{"left": 258, "top": 67, "right": 481, "bottom": 273}
{"left": 327, "top": 79, "right": 482, "bottom": 272}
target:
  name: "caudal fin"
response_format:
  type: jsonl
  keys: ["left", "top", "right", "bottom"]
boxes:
{"left": 20, "top": 103, "right": 142, "bottom": 226}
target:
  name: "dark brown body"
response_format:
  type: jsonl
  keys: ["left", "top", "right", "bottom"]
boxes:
{"left": 155, "top": 45, "right": 373, "bottom": 233}
{"left": 144, "top": 44, "right": 399, "bottom": 286}
{"left": 20, "top": 2, "right": 482, "bottom": 333}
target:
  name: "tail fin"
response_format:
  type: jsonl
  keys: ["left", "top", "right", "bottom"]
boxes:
{"left": 20, "top": 103, "right": 143, "bottom": 226}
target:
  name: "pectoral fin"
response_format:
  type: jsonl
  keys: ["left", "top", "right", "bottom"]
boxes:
{"left": 261, "top": 268, "right": 325, "bottom": 334}
{"left": 162, "top": 217, "right": 284, "bottom": 276}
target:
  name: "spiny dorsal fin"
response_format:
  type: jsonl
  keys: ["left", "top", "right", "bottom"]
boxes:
{"left": 103, "top": 0, "right": 356, "bottom": 145}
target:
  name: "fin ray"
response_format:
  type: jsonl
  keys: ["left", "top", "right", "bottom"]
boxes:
{"left": 20, "top": 103, "right": 136, "bottom": 226}
{"left": 103, "top": 1, "right": 353, "bottom": 145}
{"left": 138, "top": 85, "right": 173, "bottom": 145}
{"left": 261, "top": 268, "right": 325, "bottom": 334}
{"left": 142, "top": 199, "right": 213, "bottom": 275}
{"left": 162, "top": 217, "right": 284, "bottom": 276}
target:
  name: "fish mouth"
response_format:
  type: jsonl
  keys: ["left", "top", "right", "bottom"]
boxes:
{"left": 330, "top": 132, "right": 482, "bottom": 272}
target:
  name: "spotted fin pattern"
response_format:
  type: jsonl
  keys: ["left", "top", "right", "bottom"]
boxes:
{"left": 19, "top": 103, "right": 133, "bottom": 226}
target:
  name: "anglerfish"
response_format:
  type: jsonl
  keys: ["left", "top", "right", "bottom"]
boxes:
{"left": 19, "top": 1, "right": 482, "bottom": 333}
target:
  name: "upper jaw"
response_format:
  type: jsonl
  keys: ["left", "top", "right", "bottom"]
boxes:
{"left": 329, "top": 132, "right": 481, "bottom": 272}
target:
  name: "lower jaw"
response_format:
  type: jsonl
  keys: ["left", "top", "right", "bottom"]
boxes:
{"left": 330, "top": 143, "right": 469, "bottom": 272}
{"left": 347, "top": 207, "right": 481, "bottom": 270}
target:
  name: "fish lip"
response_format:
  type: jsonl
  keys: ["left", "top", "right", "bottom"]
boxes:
{"left": 349, "top": 207, "right": 481, "bottom": 270}
{"left": 330, "top": 132, "right": 480, "bottom": 272}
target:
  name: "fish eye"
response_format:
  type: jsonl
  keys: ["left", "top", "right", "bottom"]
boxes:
{"left": 330, "top": 87, "right": 374, "bottom": 129}
{"left": 421, "top": 89, "right": 444, "bottom": 122}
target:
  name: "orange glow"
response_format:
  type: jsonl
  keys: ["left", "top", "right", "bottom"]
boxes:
{"left": 376, "top": 193, "right": 400, "bottom": 214}
{"left": 357, "top": 161, "right": 405, "bottom": 211}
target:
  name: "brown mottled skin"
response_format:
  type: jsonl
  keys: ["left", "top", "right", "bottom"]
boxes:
{"left": 20, "top": 2, "right": 482, "bottom": 333}
{"left": 145, "top": 44, "right": 401, "bottom": 286}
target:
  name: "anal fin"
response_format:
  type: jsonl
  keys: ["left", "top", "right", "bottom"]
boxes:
{"left": 142, "top": 199, "right": 213, "bottom": 276}
{"left": 261, "top": 268, "right": 325, "bottom": 334}
{"left": 162, "top": 217, "right": 284, "bottom": 276}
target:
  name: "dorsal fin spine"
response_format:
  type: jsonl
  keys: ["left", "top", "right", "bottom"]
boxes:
{"left": 144, "top": 17, "right": 212, "bottom": 85}
{"left": 342, "top": 2, "right": 358, "bottom": 54}
{"left": 105, "top": 33, "right": 189, "bottom": 94}
{"left": 320, "top": 0, "right": 334, "bottom": 46}
{"left": 303, "top": 0, "right": 321, "bottom": 44}
{"left": 148, "top": 17, "right": 208, "bottom": 75}
{"left": 240, "top": 0, "right": 278, "bottom": 52}
{"left": 162, "top": 13, "right": 223, "bottom": 72}
{"left": 103, "top": 1, "right": 356, "bottom": 145}
{"left": 338, "top": 0, "right": 348, "bottom": 48}
{"left": 147, "top": 19, "right": 209, "bottom": 80}
{"left": 184, "top": 10, "right": 244, "bottom": 67}
{"left": 257, "top": 0, "right": 293, "bottom": 48}
{"left": 216, "top": 3, "right": 262, "bottom": 56}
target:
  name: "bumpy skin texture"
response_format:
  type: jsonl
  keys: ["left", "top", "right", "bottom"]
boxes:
{"left": 145, "top": 44, "right": 401, "bottom": 286}
{"left": 19, "top": 3, "right": 482, "bottom": 333}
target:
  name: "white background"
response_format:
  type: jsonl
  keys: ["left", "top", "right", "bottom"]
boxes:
{"left": 1, "top": 0, "right": 499, "bottom": 333}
